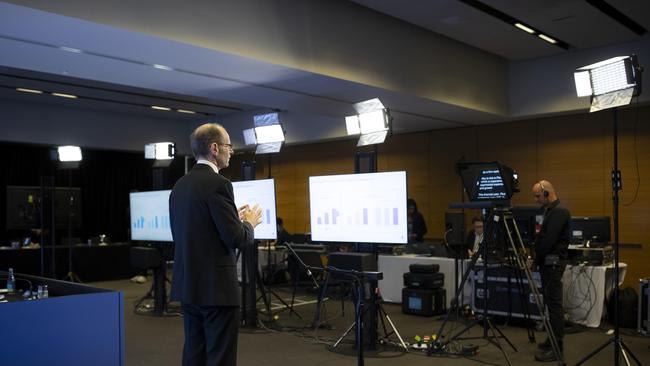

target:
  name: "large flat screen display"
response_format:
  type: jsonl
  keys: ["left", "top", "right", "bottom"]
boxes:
{"left": 232, "top": 179, "right": 277, "bottom": 240}
{"left": 130, "top": 190, "right": 173, "bottom": 242}
{"left": 309, "top": 171, "right": 408, "bottom": 244}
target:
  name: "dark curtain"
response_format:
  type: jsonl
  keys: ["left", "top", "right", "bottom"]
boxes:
{"left": 1, "top": 141, "right": 186, "bottom": 245}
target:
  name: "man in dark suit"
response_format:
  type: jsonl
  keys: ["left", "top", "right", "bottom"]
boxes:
{"left": 170, "top": 123, "right": 262, "bottom": 366}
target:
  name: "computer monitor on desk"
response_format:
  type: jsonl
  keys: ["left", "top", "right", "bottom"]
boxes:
{"left": 571, "top": 216, "right": 610, "bottom": 246}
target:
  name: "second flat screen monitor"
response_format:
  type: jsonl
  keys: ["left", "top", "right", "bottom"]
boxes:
{"left": 232, "top": 178, "right": 277, "bottom": 240}
{"left": 309, "top": 171, "right": 408, "bottom": 244}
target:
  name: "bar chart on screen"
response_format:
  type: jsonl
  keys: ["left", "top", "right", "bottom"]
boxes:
{"left": 309, "top": 171, "right": 407, "bottom": 244}
{"left": 232, "top": 179, "right": 278, "bottom": 240}
{"left": 129, "top": 190, "right": 173, "bottom": 242}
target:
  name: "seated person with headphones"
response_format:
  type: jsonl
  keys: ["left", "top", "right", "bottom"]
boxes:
{"left": 531, "top": 180, "right": 571, "bottom": 363}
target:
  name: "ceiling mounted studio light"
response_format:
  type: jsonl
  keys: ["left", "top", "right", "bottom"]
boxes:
{"left": 145, "top": 142, "right": 176, "bottom": 167}
{"left": 345, "top": 98, "right": 392, "bottom": 146}
{"left": 242, "top": 112, "right": 285, "bottom": 154}
{"left": 574, "top": 55, "right": 643, "bottom": 112}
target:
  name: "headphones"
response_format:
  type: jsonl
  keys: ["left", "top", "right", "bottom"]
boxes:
{"left": 539, "top": 181, "right": 549, "bottom": 198}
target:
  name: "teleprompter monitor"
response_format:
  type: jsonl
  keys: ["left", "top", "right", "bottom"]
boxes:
{"left": 457, "top": 162, "right": 518, "bottom": 203}
{"left": 308, "top": 171, "right": 408, "bottom": 244}
{"left": 129, "top": 190, "right": 173, "bottom": 242}
{"left": 232, "top": 178, "right": 277, "bottom": 240}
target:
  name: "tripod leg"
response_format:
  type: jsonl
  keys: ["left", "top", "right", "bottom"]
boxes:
{"left": 381, "top": 309, "right": 408, "bottom": 352}
{"left": 484, "top": 319, "right": 513, "bottom": 366}
{"left": 434, "top": 248, "right": 482, "bottom": 340}
{"left": 267, "top": 287, "right": 303, "bottom": 319}
{"left": 255, "top": 270, "right": 273, "bottom": 321}
{"left": 619, "top": 340, "right": 641, "bottom": 366}
{"left": 512, "top": 262, "right": 536, "bottom": 343}
{"left": 313, "top": 276, "right": 330, "bottom": 328}
{"left": 332, "top": 321, "right": 357, "bottom": 349}
{"left": 503, "top": 214, "right": 564, "bottom": 363}
{"left": 575, "top": 338, "right": 612, "bottom": 365}
{"left": 489, "top": 319, "right": 517, "bottom": 352}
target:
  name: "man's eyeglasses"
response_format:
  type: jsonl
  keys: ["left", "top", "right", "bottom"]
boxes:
{"left": 216, "top": 143, "right": 233, "bottom": 150}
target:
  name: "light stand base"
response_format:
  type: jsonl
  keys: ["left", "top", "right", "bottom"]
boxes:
{"left": 575, "top": 337, "right": 642, "bottom": 366}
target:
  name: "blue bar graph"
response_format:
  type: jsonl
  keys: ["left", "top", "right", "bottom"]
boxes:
{"left": 384, "top": 208, "right": 390, "bottom": 226}
{"left": 363, "top": 208, "right": 368, "bottom": 225}
{"left": 324, "top": 212, "right": 329, "bottom": 225}
{"left": 317, "top": 217, "right": 322, "bottom": 225}
{"left": 332, "top": 209, "right": 339, "bottom": 225}
{"left": 266, "top": 209, "right": 270, "bottom": 224}
{"left": 393, "top": 208, "right": 398, "bottom": 225}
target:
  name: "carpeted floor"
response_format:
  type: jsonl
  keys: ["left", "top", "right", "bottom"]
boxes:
{"left": 92, "top": 277, "right": 650, "bottom": 366}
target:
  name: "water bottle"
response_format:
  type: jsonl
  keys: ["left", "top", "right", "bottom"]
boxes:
{"left": 42, "top": 285, "right": 49, "bottom": 298}
{"left": 6, "top": 268, "right": 16, "bottom": 293}
{"left": 37, "top": 285, "right": 44, "bottom": 299}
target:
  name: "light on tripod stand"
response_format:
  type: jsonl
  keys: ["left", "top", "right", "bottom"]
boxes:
{"left": 574, "top": 55, "right": 642, "bottom": 112}
{"left": 573, "top": 56, "right": 643, "bottom": 366}
{"left": 242, "top": 112, "right": 285, "bottom": 154}
{"left": 345, "top": 98, "right": 392, "bottom": 146}
{"left": 52, "top": 145, "right": 82, "bottom": 169}
{"left": 144, "top": 142, "right": 175, "bottom": 167}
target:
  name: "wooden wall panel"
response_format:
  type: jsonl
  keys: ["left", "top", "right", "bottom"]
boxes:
{"left": 225, "top": 105, "right": 650, "bottom": 287}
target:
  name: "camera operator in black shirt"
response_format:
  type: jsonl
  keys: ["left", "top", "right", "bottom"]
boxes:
{"left": 532, "top": 180, "right": 571, "bottom": 362}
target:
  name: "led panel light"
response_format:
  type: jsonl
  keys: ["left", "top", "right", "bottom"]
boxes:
{"left": 345, "top": 115, "right": 360, "bottom": 135}
{"left": 590, "top": 59, "right": 634, "bottom": 95}
{"left": 574, "top": 55, "right": 641, "bottom": 112}
{"left": 177, "top": 109, "right": 196, "bottom": 114}
{"left": 57, "top": 146, "right": 82, "bottom": 162}
{"left": 358, "top": 109, "right": 388, "bottom": 134}
{"left": 254, "top": 124, "right": 285, "bottom": 144}
{"left": 145, "top": 142, "right": 175, "bottom": 160}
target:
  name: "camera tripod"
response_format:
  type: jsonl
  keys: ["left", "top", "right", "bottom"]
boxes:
{"left": 431, "top": 208, "right": 564, "bottom": 366}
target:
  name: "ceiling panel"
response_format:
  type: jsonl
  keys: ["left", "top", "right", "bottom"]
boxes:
{"left": 350, "top": 0, "right": 649, "bottom": 60}
{"left": 484, "top": 0, "right": 641, "bottom": 49}
{"left": 350, "top": 0, "right": 561, "bottom": 60}
{"left": 607, "top": 0, "right": 650, "bottom": 31}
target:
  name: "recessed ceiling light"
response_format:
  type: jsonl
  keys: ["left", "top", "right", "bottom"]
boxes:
{"left": 59, "top": 46, "right": 82, "bottom": 53}
{"left": 151, "top": 105, "right": 171, "bottom": 111}
{"left": 177, "top": 109, "right": 196, "bottom": 114}
{"left": 51, "top": 92, "right": 77, "bottom": 99}
{"left": 514, "top": 23, "right": 535, "bottom": 34}
{"left": 152, "top": 64, "right": 173, "bottom": 71}
{"left": 16, "top": 88, "right": 43, "bottom": 94}
{"left": 538, "top": 34, "right": 557, "bottom": 44}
